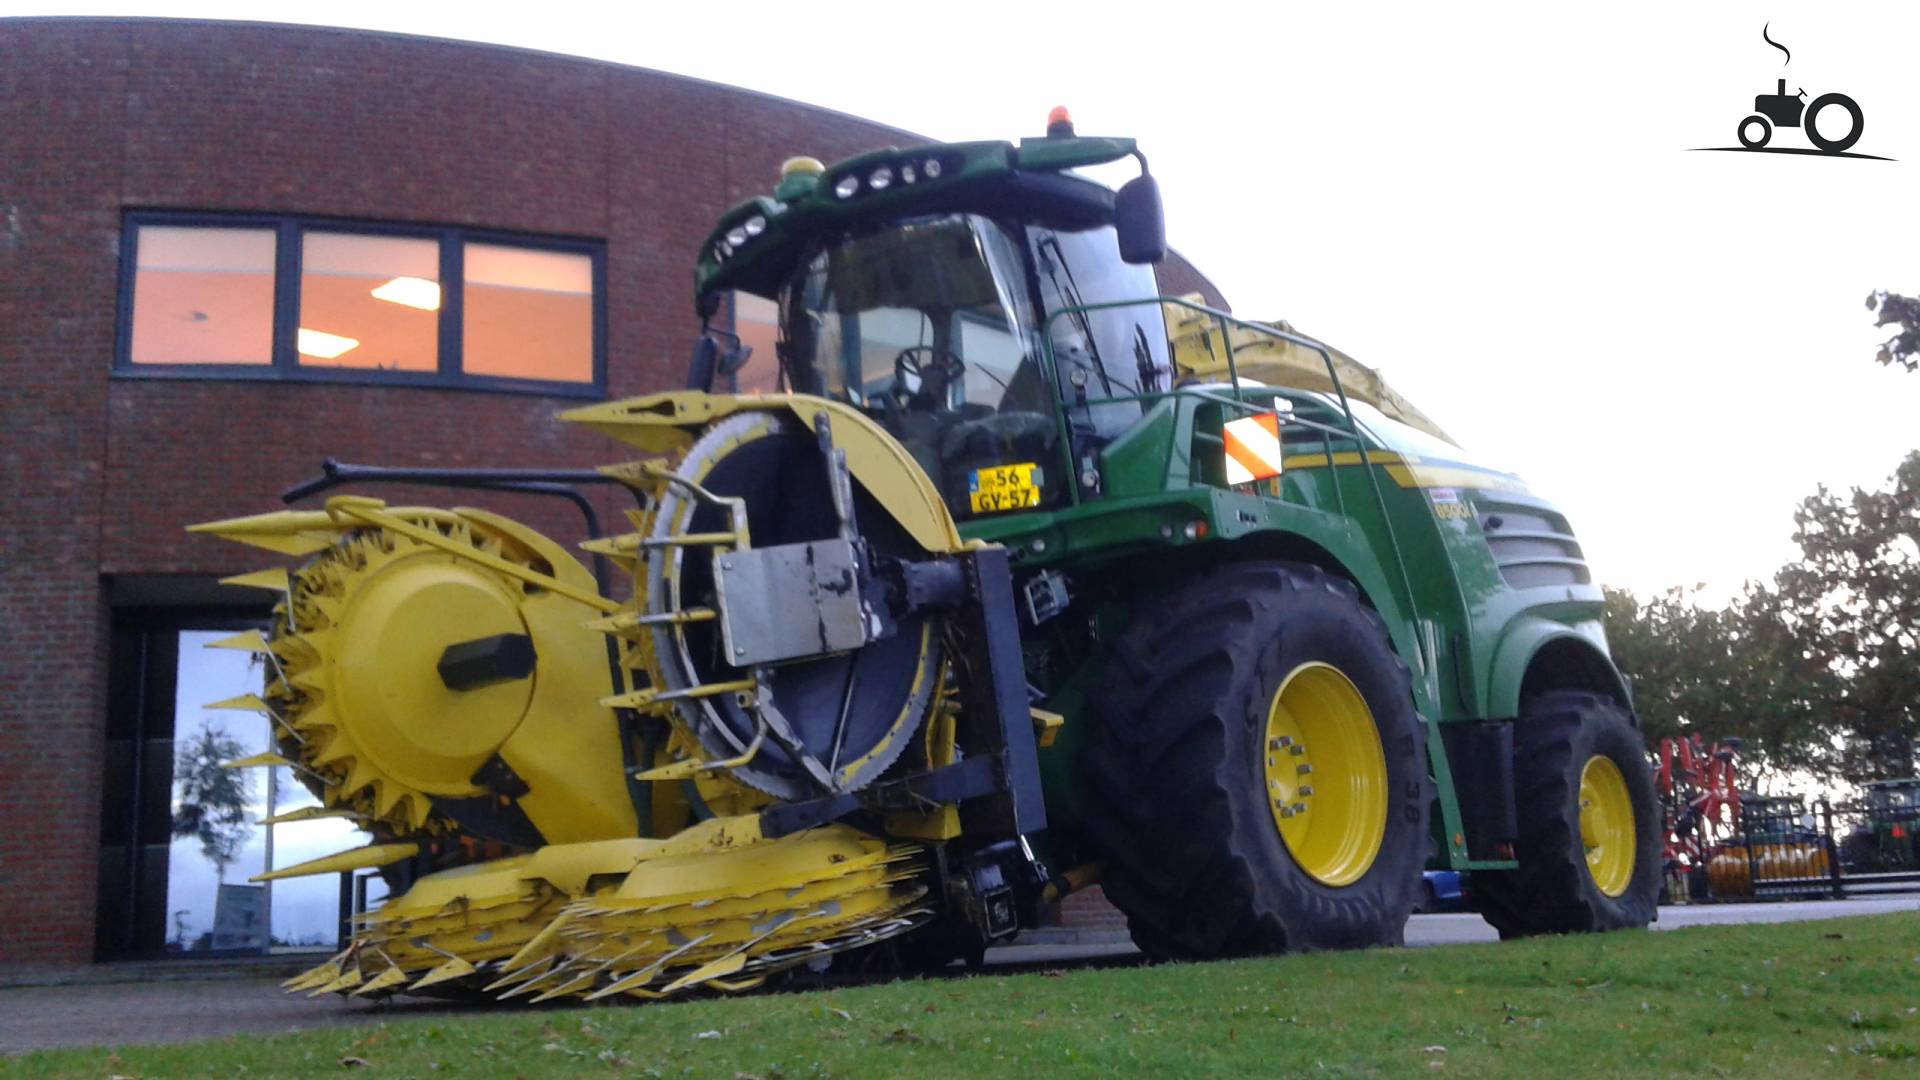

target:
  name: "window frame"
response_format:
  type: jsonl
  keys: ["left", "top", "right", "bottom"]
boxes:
{"left": 114, "top": 210, "right": 607, "bottom": 398}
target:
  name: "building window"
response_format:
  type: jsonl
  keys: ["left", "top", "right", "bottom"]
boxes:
{"left": 463, "top": 243, "right": 595, "bottom": 383}
{"left": 118, "top": 213, "right": 605, "bottom": 395}
{"left": 729, "top": 292, "right": 781, "bottom": 393}
{"left": 129, "top": 226, "right": 277, "bottom": 366}
{"left": 298, "top": 232, "right": 440, "bottom": 372}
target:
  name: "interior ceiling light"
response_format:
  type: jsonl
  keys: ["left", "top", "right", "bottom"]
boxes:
{"left": 370, "top": 276, "right": 442, "bottom": 311}
{"left": 297, "top": 327, "right": 360, "bottom": 359}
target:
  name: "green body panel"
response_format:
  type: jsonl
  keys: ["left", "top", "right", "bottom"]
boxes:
{"left": 953, "top": 372, "right": 1618, "bottom": 869}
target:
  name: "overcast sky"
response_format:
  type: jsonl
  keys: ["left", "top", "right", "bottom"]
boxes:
{"left": 29, "top": 0, "right": 1920, "bottom": 601}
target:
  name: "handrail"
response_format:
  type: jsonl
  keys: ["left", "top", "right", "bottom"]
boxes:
{"left": 1035, "top": 295, "right": 1428, "bottom": 671}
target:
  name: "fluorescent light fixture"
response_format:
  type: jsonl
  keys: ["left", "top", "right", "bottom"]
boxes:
{"left": 370, "top": 275, "right": 441, "bottom": 311}
{"left": 297, "top": 327, "right": 360, "bottom": 359}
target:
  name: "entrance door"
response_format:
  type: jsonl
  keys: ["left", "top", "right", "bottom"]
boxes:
{"left": 96, "top": 608, "right": 366, "bottom": 959}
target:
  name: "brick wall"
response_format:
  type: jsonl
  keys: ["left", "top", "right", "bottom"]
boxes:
{"left": 0, "top": 17, "right": 1224, "bottom": 967}
{"left": 1058, "top": 885, "right": 1129, "bottom": 931}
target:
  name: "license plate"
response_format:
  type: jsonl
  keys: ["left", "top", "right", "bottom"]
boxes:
{"left": 969, "top": 463, "right": 1042, "bottom": 514}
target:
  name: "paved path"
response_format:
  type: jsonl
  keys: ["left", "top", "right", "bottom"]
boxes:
{"left": 6, "top": 896, "right": 1916, "bottom": 1054}
{"left": 1404, "top": 895, "right": 1920, "bottom": 946}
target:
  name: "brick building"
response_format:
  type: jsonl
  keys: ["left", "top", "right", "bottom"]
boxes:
{"left": 0, "top": 17, "right": 1222, "bottom": 968}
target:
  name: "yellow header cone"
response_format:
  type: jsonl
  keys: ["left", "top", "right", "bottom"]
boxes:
{"left": 204, "top": 694, "right": 274, "bottom": 715}
{"left": 189, "top": 510, "right": 345, "bottom": 556}
{"left": 409, "top": 955, "right": 477, "bottom": 991}
{"left": 220, "top": 568, "right": 292, "bottom": 593}
{"left": 252, "top": 842, "right": 418, "bottom": 883}
{"left": 222, "top": 751, "right": 295, "bottom": 770}
{"left": 258, "top": 806, "right": 362, "bottom": 827}
{"left": 349, "top": 965, "right": 410, "bottom": 997}
{"left": 206, "top": 630, "right": 272, "bottom": 654}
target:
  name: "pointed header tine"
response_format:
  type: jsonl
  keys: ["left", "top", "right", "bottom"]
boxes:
{"left": 207, "top": 629, "right": 273, "bottom": 654}
{"left": 220, "top": 568, "right": 292, "bottom": 593}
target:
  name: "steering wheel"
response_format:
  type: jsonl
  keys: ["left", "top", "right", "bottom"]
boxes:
{"left": 892, "top": 345, "right": 968, "bottom": 410}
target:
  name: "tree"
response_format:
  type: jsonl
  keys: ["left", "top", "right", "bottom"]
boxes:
{"left": 172, "top": 721, "right": 254, "bottom": 881}
{"left": 1608, "top": 451, "right": 1920, "bottom": 786}
{"left": 1774, "top": 451, "right": 1920, "bottom": 781}
{"left": 1604, "top": 583, "right": 1834, "bottom": 789}
{"left": 1866, "top": 291, "right": 1920, "bottom": 372}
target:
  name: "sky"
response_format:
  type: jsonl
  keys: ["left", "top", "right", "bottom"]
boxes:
{"left": 26, "top": 0, "right": 1920, "bottom": 602}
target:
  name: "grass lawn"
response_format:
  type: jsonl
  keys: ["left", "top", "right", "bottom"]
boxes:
{"left": 12, "top": 912, "right": 1919, "bottom": 1078}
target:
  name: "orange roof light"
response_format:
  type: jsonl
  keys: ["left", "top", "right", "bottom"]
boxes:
{"left": 1047, "top": 105, "right": 1075, "bottom": 137}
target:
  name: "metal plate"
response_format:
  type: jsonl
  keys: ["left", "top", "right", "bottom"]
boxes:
{"left": 714, "top": 539, "right": 868, "bottom": 665}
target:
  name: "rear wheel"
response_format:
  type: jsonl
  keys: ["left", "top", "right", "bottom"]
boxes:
{"left": 1804, "top": 93, "right": 1862, "bottom": 153}
{"left": 1476, "top": 691, "right": 1660, "bottom": 937}
{"left": 1082, "top": 562, "right": 1431, "bottom": 957}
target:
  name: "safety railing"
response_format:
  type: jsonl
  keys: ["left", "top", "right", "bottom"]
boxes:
{"left": 1039, "top": 296, "right": 1370, "bottom": 505}
{"left": 1688, "top": 794, "right": 1920, "bottom": 901}
{"left": 1725, "top": 797, "right": 1838, "bottom": 899}
{"left": 1827, "top": 794, "right": 1920, "bottom": 894}
{"left": 1037, "top": 295, "right": 1426, "bottom": 653}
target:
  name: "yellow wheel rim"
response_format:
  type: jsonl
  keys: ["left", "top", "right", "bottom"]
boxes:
{"left": 1262, "top": 662, "right": 1388, "bottom": 887}
{"left": 1579, "top": 754, "right": 1635, "bottom": 897}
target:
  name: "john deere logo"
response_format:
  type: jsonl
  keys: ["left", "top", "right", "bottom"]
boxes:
{"left": 1694, "top": 23, "right": 1889, "bottom": 161}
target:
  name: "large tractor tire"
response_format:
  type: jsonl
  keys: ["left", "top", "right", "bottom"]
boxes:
{"left": 1475, "top": 691, "right": 1660, "bottom": 938}
{"left": 1082, "top": 562, "right": 1431, "bottom": 958}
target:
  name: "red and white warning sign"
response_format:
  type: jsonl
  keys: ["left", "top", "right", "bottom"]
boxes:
{"left": 1222, "top": 412, "right": 1284, "bottom": 485}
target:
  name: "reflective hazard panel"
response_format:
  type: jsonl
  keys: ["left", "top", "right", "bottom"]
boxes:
{"left": 1222, "top": 413, "right": 1284, "bottom": 485}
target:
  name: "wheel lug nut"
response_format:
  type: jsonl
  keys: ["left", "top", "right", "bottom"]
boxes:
{"left": 1299, "top": 785, "right": 1315, "bottom": 797}
{"left": 1289, "top": 745, "right": 1306, "bottom": 756}
{"left": 1296, "top": 763, "right": 1313, "bottom": 775}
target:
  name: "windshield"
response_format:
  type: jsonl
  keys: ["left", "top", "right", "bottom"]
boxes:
{"left": 1028, "top": 224, "right": 1170, "bottom": 440}
{"left": 777, "top": 215, "right": 1175, "bottom": 519}
{"left": 781, "top": 214, "right": 1062, "bottom": 519}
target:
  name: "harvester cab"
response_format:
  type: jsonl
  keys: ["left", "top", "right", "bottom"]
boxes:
{"left": 194, "top": 109, "right": 1664, "bottom": 1006}
{"left": 691, "top": 109, "right": 1171, "bottom": 522}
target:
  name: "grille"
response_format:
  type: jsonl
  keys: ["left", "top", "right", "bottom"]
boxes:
{"left": 1479, "top": 499, "right": 1590, "bottom": 589}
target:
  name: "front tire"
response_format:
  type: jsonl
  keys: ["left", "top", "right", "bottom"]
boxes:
{"left": 1476, "top": 691, "right": 1660, "bottom": 937}
{"left": 1082, "top": 562, "right": 1431, "bottom": 958}
{"left": 1737, "top": 114, "right": 1772, "bottom": 148}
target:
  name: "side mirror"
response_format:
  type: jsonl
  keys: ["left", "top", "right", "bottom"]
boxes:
{"left": 717, "top": 341, "right": 753, "bottom": 393}
{"left": 1114, "top": 173, "right": 1166, "bottom": 265}
{"left": 684, "top": 335, "right": 721, "bottom": 391}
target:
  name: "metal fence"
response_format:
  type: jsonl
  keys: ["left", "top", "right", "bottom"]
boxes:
{"left": 1827, "top": 793, "right": 1920, "bottom": 894}
{"left": 1690, "top": 794, "right": 1920, "bottom": 901}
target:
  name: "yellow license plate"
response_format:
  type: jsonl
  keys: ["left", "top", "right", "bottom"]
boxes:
{"left": 969, "top": 463, "right": 1042, "bottom": 514}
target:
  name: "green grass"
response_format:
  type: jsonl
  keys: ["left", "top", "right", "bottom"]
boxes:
{"left": 14, "top": 913, "right": 1920, "bottom": 1079}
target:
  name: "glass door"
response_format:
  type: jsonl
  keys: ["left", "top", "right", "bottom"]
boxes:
{"left": 98, "top": 613, "right": 356, "bottom": 959}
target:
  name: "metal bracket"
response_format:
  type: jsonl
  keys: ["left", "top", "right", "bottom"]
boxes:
{"left": 1021, "top": 570, "right": 1069, "bottom": 625}
{"left": 759, "top": 753, "right": 1006, "bottom": 838}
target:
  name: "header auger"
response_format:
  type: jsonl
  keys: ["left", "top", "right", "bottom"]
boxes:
{"left": 196, "top": 110, "right": 1660, "bottom": 1004}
